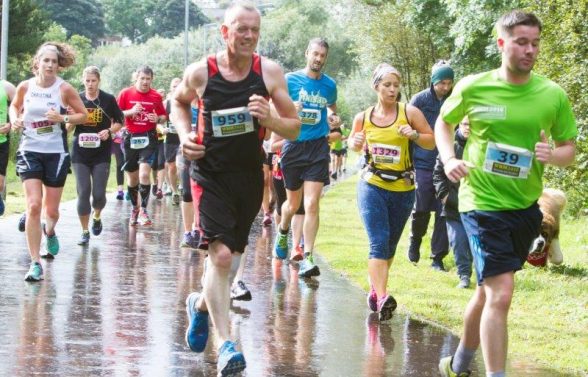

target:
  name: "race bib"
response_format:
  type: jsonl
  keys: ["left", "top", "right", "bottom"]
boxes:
{"left": 211, "top": 107, "right": 254, "bottom": 137}
{"left": 78, "top": 133, "right": 101, "bottom": 148}
{"left": 130, "top": 136, "right": 150, "bottom": 149}
{"left": 483, "top": 142, "right": 533, "bottom": 179}
{"left": 36, "top": 126, "right": 55, "bottom": 135}
{"left": 299, "top": 108, "right": 321, "bottom": 125}
{"left": 371, "top": 143, "right": 401, "bottom": 165}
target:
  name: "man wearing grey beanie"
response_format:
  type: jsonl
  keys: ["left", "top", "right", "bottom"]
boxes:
{"left": 407, "top": 60, "right": 454, "bottom": 271}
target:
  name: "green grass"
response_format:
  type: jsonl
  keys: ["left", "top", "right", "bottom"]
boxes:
{"left": 317, "top": 174, "right": 588, "bottom": 376}
{"left": 3, "top": 159, "right": 121, "bottom": 215}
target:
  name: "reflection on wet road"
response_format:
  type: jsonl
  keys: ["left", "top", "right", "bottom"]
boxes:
{"left": 0, "top": 198, "right": 573, "bottom": 376}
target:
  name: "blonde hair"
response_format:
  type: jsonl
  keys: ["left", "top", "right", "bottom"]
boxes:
{"left": 32, "top": 42, "right": 76, "bottom": 74}
{"left": 82, "top": 65, "right": 101, "bottom": 80}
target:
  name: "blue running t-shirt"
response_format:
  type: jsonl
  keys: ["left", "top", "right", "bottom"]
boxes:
{"left": 286, "top": 70, "right": 337, "bottom": 142}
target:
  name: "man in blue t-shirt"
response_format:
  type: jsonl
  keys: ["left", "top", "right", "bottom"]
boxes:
{"left": 274, "top": 37, "right": 341, "bottom": 278}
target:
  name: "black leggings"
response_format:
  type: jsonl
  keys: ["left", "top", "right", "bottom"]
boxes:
{"left": 111, "top": 142, "right": 125, "bottom": 186}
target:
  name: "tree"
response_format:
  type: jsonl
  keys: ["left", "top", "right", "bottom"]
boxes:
{"left": 1, "top": 0, "right": 53, "bottom": 83}
{"left": 39, "top": 0, "right": 106, "bottom": 45}
{"left": 151, "top": 0, "right": 209, "bottom": 39}
{"left": 102, "top": 0, "right": 155, "bottom": 43}
{"left": 102, "top": 0, "right": 209, "bottom": 43}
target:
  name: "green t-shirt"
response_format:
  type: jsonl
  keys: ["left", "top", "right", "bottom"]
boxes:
{"left": 440, "top": 70, "right": 577, "bottom": 212}
{"left": 0, "top": 81, "right": 7, "bottom": 144}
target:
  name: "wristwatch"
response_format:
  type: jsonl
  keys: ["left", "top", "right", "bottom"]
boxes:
{"left": 63, "top": 115, "right": 70, "bottom": 123}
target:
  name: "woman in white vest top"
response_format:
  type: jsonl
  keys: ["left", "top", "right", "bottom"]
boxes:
{"left": 9, "top": 42, "right": 88, "bottom": 282}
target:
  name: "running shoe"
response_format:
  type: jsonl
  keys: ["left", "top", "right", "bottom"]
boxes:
{"left": 138, "top": 208, "right": 152, "bottom": 226}
{"left": 439, "top": 356, "right": 471, "bottom": 377}
{"left": 24, "top": 262, "right": 43, "bottom": 282}
{"left": 180, "top": 232, "right": 196, "bottom": 249}
{"left": 91, "top": 218, "right": 103, "bottom": 236}
{"left": 262, "top": 212, "right": 272, "bottom": 226}
{"left": 77, "top": 231, "right": 90, "bottom": 246}
{"left": 331, "top": 171, "right": 337, "bottom": 180}
{"left": 457, "top": 275, "right": 470, "bottom": 289}
{"left": 273, "top": 229, "right": 289, "bottom": 259}
{"left": 0, "top": 195, "right": 4, "bottom": 216}
{"left": 298, "top": 253, "right": 320, "bottom": 278}
{"left": 156, "top": 189, "right": 163, "bottom": 200}
{"left": 231, "top": 280, "right": 252, "bottom": 301}
{"left": 18, "top": 213, "right": 26, "bottom": 232}
{"left": 367, "top": 286, "right": 378, "bottom": 312}
{"left": 431, "top": 259, "right": 446, "bottom": 272}
{"left": 290, "top": 244, "right": 304, "bottom": 262}
{"left": 377, "top": 294, "right": 397, "bottom": 321}
{"left": 217, "top": 341, "right": 246, "bottom": 376}
{"left": 116, "top": 190, "right": 124, "bottom": 200}
{"left": 129, "top": 208, "right": 140, "bottom": 226}
{"left": 172, "top": 193, "right": 180, "bottom": 206}
{"left": 185, "top": 292, "right": 209, "bottom": 352}
{"left": 151, "top": 184, "right": 157, "bottom": 196}
{"left": 43, "top": 224, "right": 59, "bottom": 257}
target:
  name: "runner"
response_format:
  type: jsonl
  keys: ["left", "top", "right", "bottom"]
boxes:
{"left": 348, "top": 63, "right": 434, "bottom": 321}
{"left": 178, "top": 99, "right": 200, "bottom": 248}
{"left": 173, "top": 3, "right": 300, "bottom": 374}
{"left": 407, "top": 60, "right": 454, "bottom": 271}
{"left": 164, "top": 78, "right": 182, "bottom": 205}
{"left": 436, "top": 10, "right": 577, "bottom": 377}
{"left": 70, "top": 66, "right": 124, "bottom": 246}
{"left": 274, "top": 37, "right": 341, "bottom": 278}
{"left": 9, "top": 42, "right": 88, "bottom": 281}
{"left": 117, "top": 66, "right": 166, "bottom": 226}
{"left": 111, "top": 128, "right": 126, "bottom": 200}
{"left": 0, "top": 79, "right": 16, "bottom": 216}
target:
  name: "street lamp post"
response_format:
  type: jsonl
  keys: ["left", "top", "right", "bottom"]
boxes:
{"left": 0, "top": 0, "right": 9, "bottom": 80}
{"left": 184, "top": 0, "right": 189, "bottom": 67}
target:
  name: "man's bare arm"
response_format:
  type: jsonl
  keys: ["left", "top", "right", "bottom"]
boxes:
{"left": 254, "top": 59, "right": 300, "bottom": 141}
{"left": 172, "top": 61, "right": 207, "bottom": 160}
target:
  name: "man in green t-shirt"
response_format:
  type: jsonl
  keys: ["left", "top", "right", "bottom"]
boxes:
{"left": 435, "top": 10, "right": 577, "bottom": 377}
{"left": 0, "top": 79, "right": 16, "bottom": 216}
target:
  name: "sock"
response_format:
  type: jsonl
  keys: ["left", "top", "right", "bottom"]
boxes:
{"left": 452, "top": 343, "right": 476, "bottom": 374}
{"left": 139, "top": 184, "right": 151, "bottom": 208}
{"left": 487, "top": 373, "right": 505, "bottom": 377}
{"left": 128, "top": 185, "right": 139, "bottom": 207}
{"left": 93, "top": 214, "right": 101, "bottom": 220}
{"left": 279, "top": 226, "right": 289, "bottom": 235}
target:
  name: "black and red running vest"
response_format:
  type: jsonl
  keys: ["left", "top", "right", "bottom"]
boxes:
{"left": 194, "top": 53, "right": 269, "bottom": 173}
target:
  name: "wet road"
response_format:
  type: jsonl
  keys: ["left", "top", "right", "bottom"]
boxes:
{"left": 0, "top": 196, "right": 574, "bottom": 376}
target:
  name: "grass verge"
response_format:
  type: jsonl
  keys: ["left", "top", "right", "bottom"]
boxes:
{"left": 316, "top": 173, "right": 588, "bottom": 376}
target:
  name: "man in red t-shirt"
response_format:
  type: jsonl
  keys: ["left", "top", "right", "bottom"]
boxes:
{"left": 117, "top": 66, "right": 166, "bottom": 226}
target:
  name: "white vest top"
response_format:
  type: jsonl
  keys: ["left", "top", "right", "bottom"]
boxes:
{"left": 20, "top": 77, "right": 67, "bottom": 153}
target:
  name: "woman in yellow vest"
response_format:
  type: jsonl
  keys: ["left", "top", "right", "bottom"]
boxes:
{"left": 348, "top": 63, "right": 435, "bottom": 321}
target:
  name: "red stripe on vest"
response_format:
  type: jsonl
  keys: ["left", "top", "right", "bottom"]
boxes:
{"left": 208, "top": 55, "right": 219, "bottom": 78}
{"left": 252, "top": 53, "right": 262, "bottom": 76}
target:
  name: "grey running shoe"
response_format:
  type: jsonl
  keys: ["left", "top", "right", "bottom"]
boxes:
{"left": 231, "top": 280, "right": 252, "bottom": 301}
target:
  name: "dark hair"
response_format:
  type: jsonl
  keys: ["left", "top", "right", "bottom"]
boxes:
{"left": 496, "top": 10, "right": 542, "bottom": 37}
{"left": 135, "top": 65, "right": 154, "bottom": 77}
{"left": 307, "top": 38, "right": 329, "bottom": 51}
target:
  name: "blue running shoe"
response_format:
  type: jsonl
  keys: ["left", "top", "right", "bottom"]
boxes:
{"left": 24, "top": 262, "right": 43, "bottom": 282}
{"left": 77, "top": 231, "right": 90, "bottom": 246}
{"left": 43, "top": 224, "right": 59, "bottom": 257}
{"left": 298, "top": 253, "right": 320, "bottom": 278}
{"left": 0, "top": 195, "right": 4, "bottom": 216}
{"left": 217, "top": 341, "right": 246, "bottom": 376}
{"left": 91, "top": 218, "right": 103, "bottom": 236}
{"left": 180, "top": 232, "right": 196, "bottom": 249}
{"left": 185, "top": 292, "right": 209, "bottom": 352}
{"left": 273, "top": 229, "right": 289, "bottom": 260}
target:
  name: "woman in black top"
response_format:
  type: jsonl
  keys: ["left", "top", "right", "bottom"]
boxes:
{"left": 69, "top": 66, "right": 124, "bottom": 245}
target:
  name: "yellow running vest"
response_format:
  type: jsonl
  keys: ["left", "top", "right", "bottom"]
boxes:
{"left": 360, "top": 103, "right": 414, "bottom": 192}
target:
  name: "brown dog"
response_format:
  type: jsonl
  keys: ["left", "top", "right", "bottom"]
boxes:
{"left": 527, "top": 188, "right": 566, "bottom": 267}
